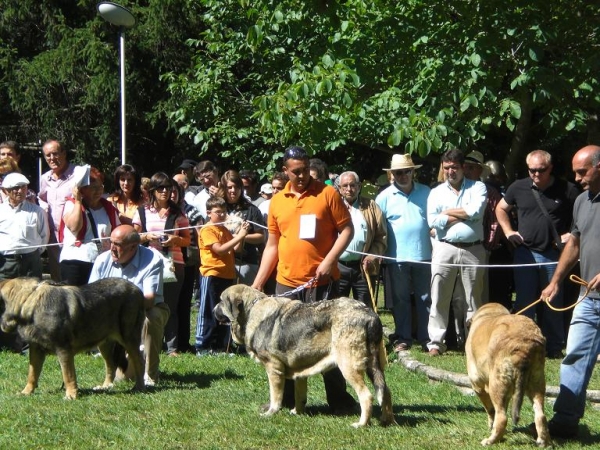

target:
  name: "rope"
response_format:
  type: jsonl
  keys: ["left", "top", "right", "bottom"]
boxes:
{"left": 515, "top": 274, "right": 592, "bottom": 315}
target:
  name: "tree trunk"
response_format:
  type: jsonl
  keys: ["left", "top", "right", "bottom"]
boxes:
{"left": 504, "top": 89, "right": 533, "bottom": 183}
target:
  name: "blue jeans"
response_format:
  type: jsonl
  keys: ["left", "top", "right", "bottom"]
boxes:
{"left": 386, "top": 262, "right": 431, "bottom": 347}
{"left": 553, "top": 297, "right": 600, "bottom": 426}
{"left": 513, "top": 246, "right": 564, "bottom": 354}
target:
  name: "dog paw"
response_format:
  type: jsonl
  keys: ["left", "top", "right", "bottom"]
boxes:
{"left": 351, "top": 420, "right": 370, "bottom": 428}
{"left": 260, "top": 407, "right": 279, "bottom": 417}
{"left": 92, "top": 383, "right": 114, "bottom": 392}
{"left": 64, "top": 392, "right": 78, "bottom": 400}
{"left": 480, "top": 437, "right": 494, "bottom": 446}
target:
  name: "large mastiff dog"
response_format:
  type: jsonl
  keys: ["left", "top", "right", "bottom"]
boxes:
{"left": 215, "top": 284, "right": 396, "bottom": 428}
{"left": 465, "top": 303, "right": 550, "bottom": 446}
{"left": 0, "top": 277, "right": 145, "bottom": 399}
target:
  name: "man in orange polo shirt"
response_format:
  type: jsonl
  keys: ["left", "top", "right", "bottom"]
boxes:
{"left": 252, "top": 145, "right": 356, "bottom": 413}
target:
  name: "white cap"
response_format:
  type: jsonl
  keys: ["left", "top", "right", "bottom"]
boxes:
{"left": 260, "top": 183, "right": 273, "bottom": 195}
{"left": 2, "top": 172, "right": 30, "bottom": 189}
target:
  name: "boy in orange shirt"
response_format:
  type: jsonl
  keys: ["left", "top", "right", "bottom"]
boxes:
{"left": 195, "top": 196, "right": 249, "bottom": 355}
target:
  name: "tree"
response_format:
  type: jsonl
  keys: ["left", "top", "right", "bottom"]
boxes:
{"left": 165, "top": 0, "right": 600, "bottom": 180}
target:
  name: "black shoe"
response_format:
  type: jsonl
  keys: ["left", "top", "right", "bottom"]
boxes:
{"left": 548, "top": 418, "right": 578, "bottom": 439}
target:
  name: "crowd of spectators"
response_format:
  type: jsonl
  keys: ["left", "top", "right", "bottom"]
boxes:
{"left": 2, "top": 138, "right": 600, "bottom": 440}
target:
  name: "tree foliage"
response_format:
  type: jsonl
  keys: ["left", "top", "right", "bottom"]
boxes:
{"left": 165, "top": 0, "right": 600, "bottom": 178}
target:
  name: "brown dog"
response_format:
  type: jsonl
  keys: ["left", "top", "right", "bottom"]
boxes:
{"left": 214, "top": 284, "right": 396, "bottom": 428}
{"left": 0, "top": 277, "right": 146, "bottom": 399}
{"left": 465, "top": 303, "right": 550, "bottom": 446}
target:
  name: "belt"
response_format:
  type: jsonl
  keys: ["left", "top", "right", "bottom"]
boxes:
{"left": 440, "top": 240, "right": 482, "bottom": 249}
{"left": 339, "top": 260, "right": 361, "bottom": 267}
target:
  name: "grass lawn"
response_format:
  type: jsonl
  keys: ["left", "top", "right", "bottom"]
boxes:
{"left": 1, "top": 311, "right": 599, "bottom": 449}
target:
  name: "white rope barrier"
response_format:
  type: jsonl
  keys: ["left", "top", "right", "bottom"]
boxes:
{"left": 1, "top": 218, "right": 566, "bottom": 269}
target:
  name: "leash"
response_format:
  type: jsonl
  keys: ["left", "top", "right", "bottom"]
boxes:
{"left": 515, "top": 274, "right": 592, "bottom": 315}
{"left": 274, "top": 276, "right": 319, "bottom": 299}
{"left": 362, "top": 264, "right": 388, "bottom": 368}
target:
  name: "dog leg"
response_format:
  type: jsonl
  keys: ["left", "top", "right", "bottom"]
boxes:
{"left": 473, "top": 388, "right": 495, "bottom": 430}
{"left": 56, "top": 349, "right": 78, "bottom": 400}
{"left": 22, "top": 344, "right": 46, "bottom": 396}
{"left": 482, "top": 378, "right": 510, "bottom": 446}
{"left": 96, "top": 341, "right": 117, "bottom": 390}
{"left": 531, "top": 392, "right": 551, "bottom": 447}
{"left": 122, "top": 341, "right": 146, "bottom": 392}
{"left": 339, "top": 362, "right": 372, "bottom": 428}
{"left": 292, "top": 377, "right": 308, "bottom": 415}
{"left": 262, "top": 370, "right": 285, "bottom": 416}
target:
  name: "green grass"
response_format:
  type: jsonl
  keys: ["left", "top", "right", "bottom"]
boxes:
{"left": 1, "top": 310, "right": 599, "bottom": 449}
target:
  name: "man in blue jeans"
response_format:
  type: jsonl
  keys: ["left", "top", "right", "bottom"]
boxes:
{"left": 541, "top": 145, "right": 600, "bottom": 438}
{"left": 376, "top": 154, "right": 432, "bottom": 352}
{"left": 496, "top": 150, "right": 579, "bottom": 358}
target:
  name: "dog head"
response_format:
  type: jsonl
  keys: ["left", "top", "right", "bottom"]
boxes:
{"left": 0, "top": 277, "right": 43, "bottom": 333}
{"left": 467, "top": 302, "right": 511, "bottom": 330}
{"left": 215, "top": 284, "right": 266, "bottom": 344}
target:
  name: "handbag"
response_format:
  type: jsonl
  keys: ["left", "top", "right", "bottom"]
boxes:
{"left": 151, "top": 248, "right": 177, "bottom": 283}
{"left": 531, "top": 187, "right": 564, "bottom": 251}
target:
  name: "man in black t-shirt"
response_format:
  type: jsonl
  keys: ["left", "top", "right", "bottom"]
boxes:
{"left": 496, "top": 150, "right": 579, "bottom": 358}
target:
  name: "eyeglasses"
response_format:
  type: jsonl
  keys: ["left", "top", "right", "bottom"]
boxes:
{"left": 283, "top": 146, "right": 308, "bottom": 161}
{"left": 393, "top": 169, "right": 413, "bottom": 176}
{"left": 528, "top": 167, "right": 549, "bottom": 174}
{"left": 155, "top": 185, "right": 173, "bottom": 192}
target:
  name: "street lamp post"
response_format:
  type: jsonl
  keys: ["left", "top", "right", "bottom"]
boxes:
{"left": 97, "top": 2, "right": 135, "bottom": 165}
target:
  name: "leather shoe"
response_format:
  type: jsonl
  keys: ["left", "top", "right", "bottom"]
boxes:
{"left": 548, "top": 418, "right": 578, "bottom": 439}
{"left": 394, "top": 342, "right": 410, "bottom": 352}
{"left": 428, "top": 348, "right": 441, "bottom": 357}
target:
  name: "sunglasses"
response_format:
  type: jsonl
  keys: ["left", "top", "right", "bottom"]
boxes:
{"left": 155, "top": 185, "right": 173, "bottom": 193}
{"left": 528, "top": 167, "right": 549, "bottom": 174}
{"left": 393, "top": 169, "right": 413, "bottom": 176}
{"left": 283, "top": 146, "right": 308, "bottom": 161}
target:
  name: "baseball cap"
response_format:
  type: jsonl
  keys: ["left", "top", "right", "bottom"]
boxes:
{"left": 260, "top": 183, "right": 273, "bottom": 195}
{"left": 2, "top": 172, "right": 30, "bottom": 189}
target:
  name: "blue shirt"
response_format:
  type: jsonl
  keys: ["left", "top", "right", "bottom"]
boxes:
{"left": 89, "top": 245, "right": 164, "bottom": 305}
{"left": 427, "top": 178, "right": 487, "bottom": 243}
{"left": 340, "top": 200, "right": 367, "bottom": 262}
{"left": 376, "top": 182, "right": 432, "bottom": 261}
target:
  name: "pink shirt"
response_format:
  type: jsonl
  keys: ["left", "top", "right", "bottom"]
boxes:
{"left": 132, "top": 206, "right": 189, "bottom": 266}
{"left": 38, "top": 163, "right": 76, "bottom": 238}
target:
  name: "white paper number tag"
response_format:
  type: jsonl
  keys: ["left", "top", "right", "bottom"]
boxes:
{"left": 299, "top": 214, "right": 316, "bottom": 239}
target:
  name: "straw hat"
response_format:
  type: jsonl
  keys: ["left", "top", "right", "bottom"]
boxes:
{"left": 383, "top": 154, "right": 422, "bottom": 171}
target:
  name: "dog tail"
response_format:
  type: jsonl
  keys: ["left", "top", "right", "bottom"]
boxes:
{"left": 511, "top": 359, "right": 527, "bottom": 425}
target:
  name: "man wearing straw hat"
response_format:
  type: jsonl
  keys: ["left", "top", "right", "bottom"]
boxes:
{"left": 427, "top": 149, "right": 487, "bottom": 356}
{"left": 336, "top": 170, "right": 387, "bottom": 308}
{"left": 376, "top": 154, "right": 432, "bottom": 353}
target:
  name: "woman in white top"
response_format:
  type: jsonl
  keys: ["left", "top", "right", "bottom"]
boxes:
{"left": 59, "top": 167, "right": 120, "bottom": 285}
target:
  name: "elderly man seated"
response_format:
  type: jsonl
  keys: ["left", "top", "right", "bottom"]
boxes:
{"left": 88, "top": 225, "right": 170, "bottom": 386}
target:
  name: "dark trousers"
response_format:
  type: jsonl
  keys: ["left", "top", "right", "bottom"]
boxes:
{"left": 337, "top": 261, "right": 370, "bottom": 307}
{"left": 60, "top": 260, "right": 94, "bottom": 286}
{"left": 275, "top": 280, "right": 356, "bottom": 411}
{"left": 177, "top": 263, "right": 198, "bottom": 352}
{"left": 196, "top": 275, "right": 234, "bottom": 350}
